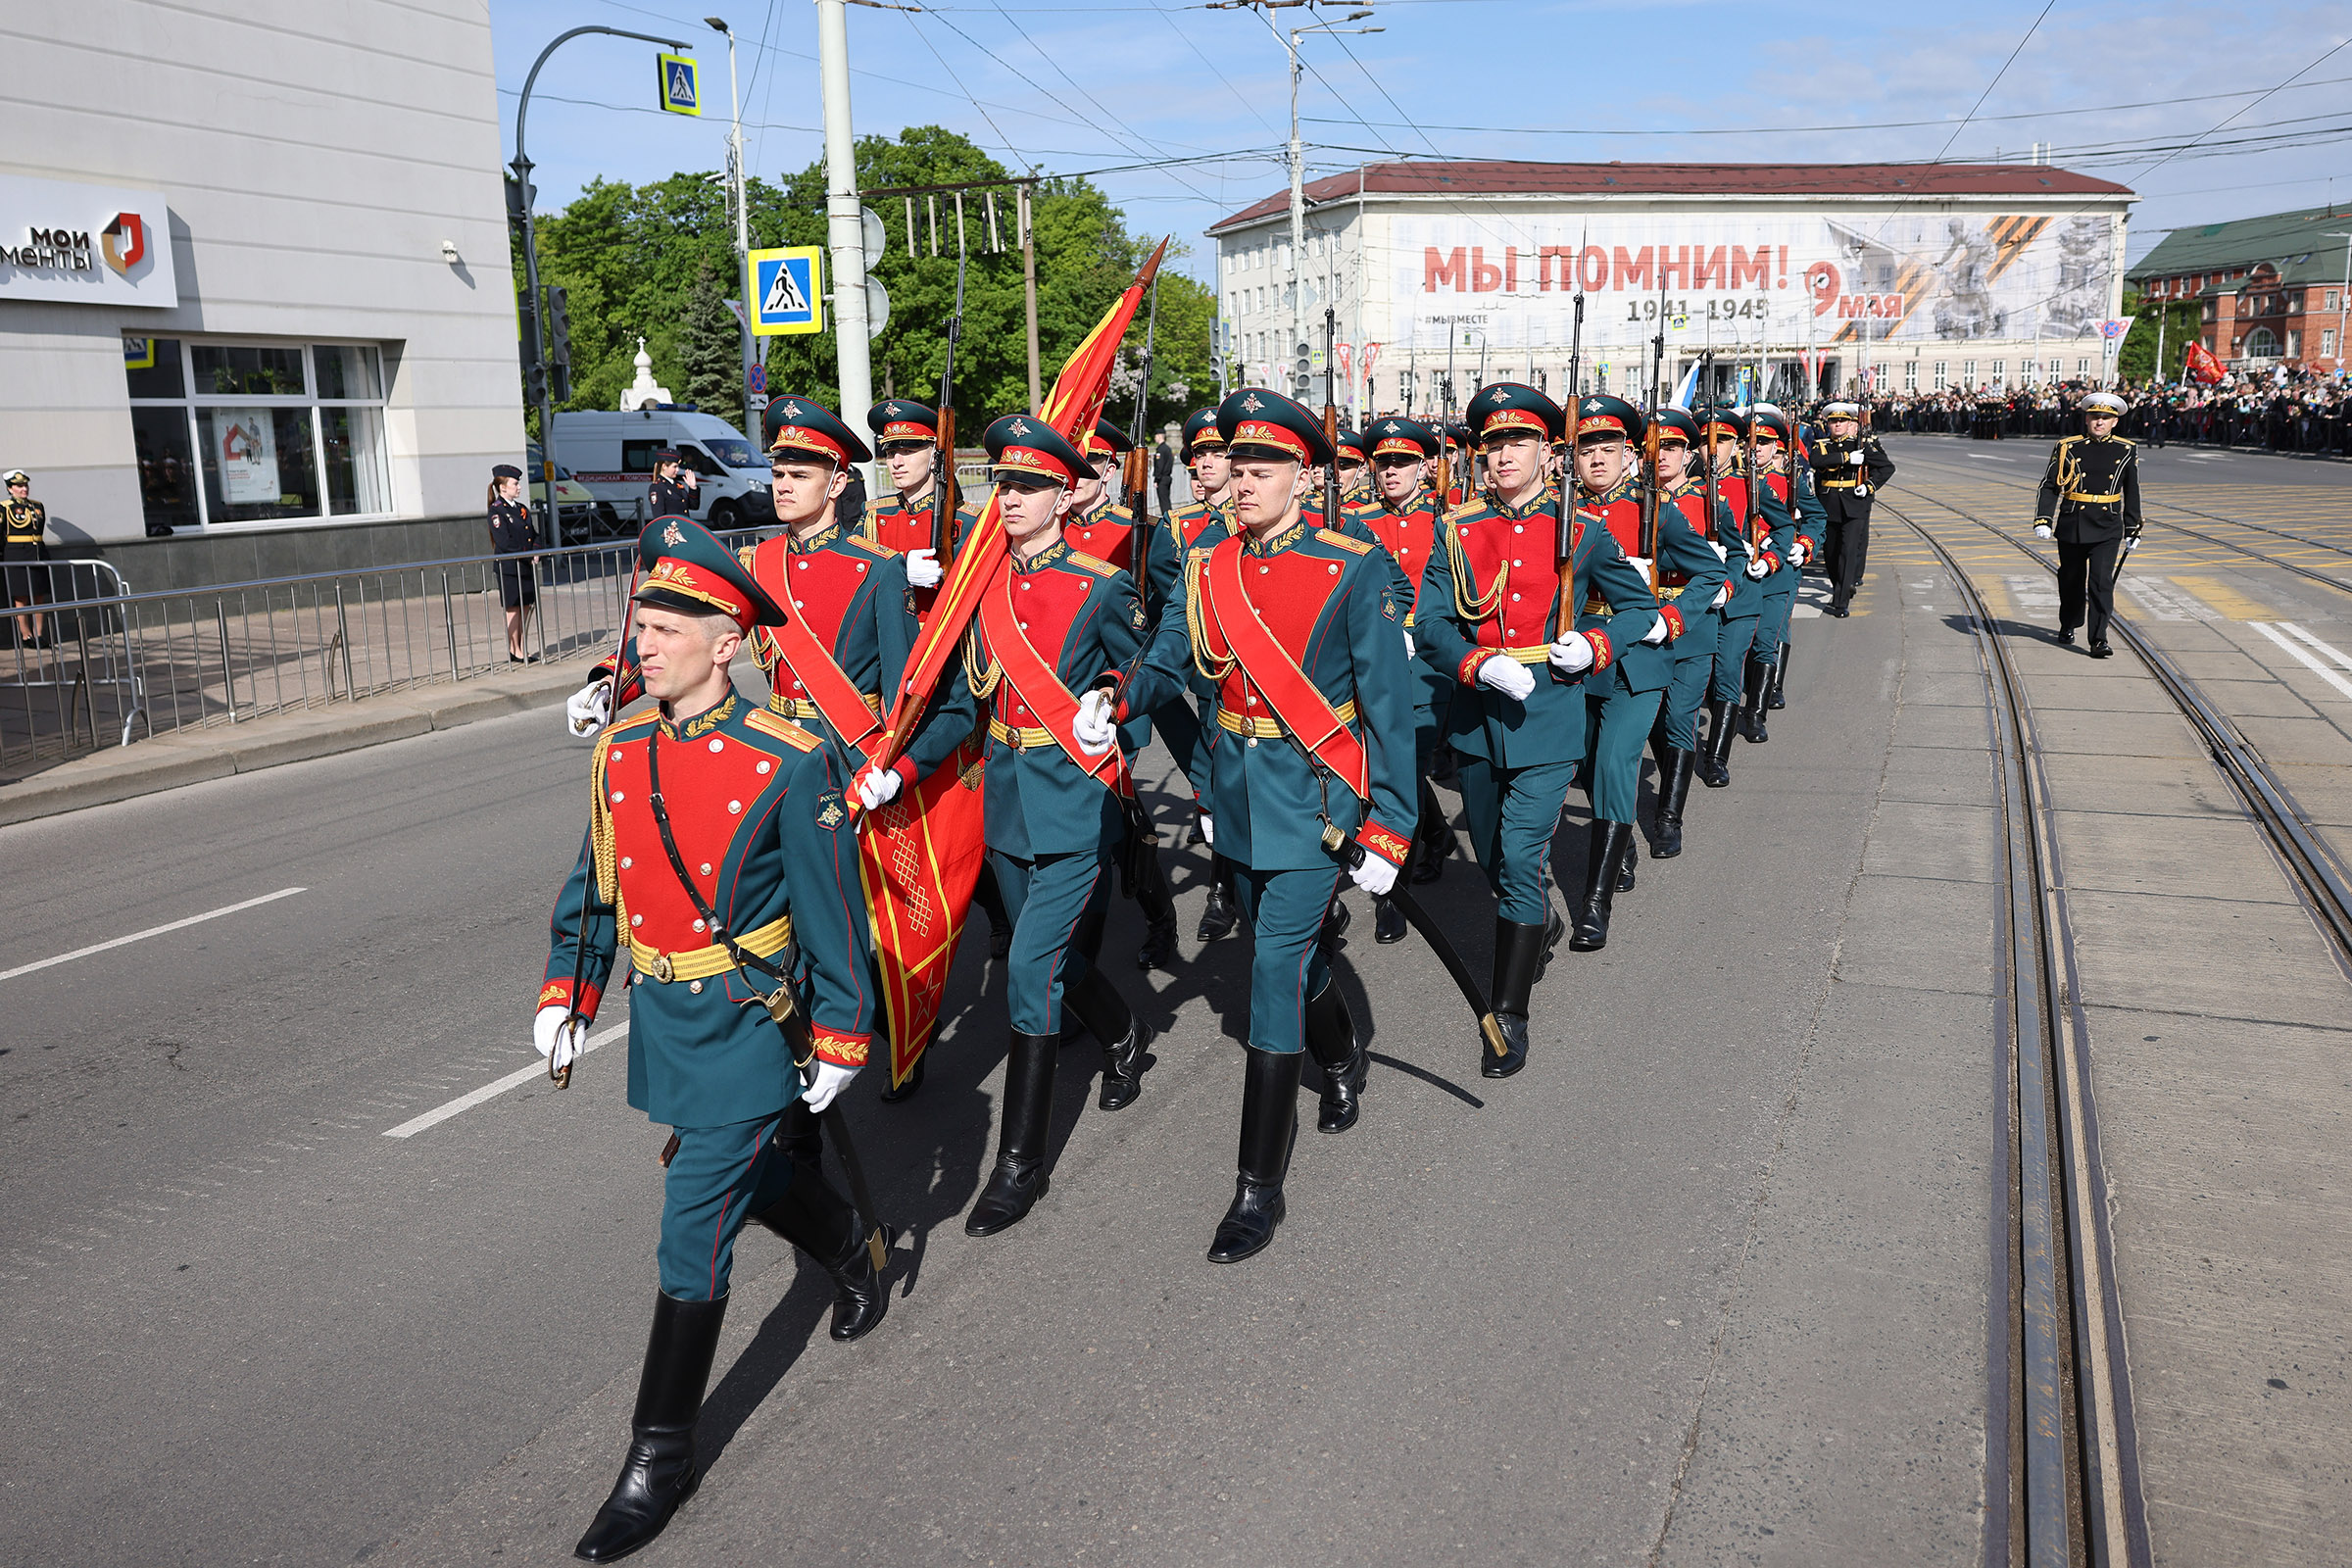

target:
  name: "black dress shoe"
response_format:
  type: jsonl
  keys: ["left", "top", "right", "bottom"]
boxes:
{"left": 1207, "top": 1049, "right": 1302, "bottom": 1262}
{"left": 1198, "top": 856, "right": 1240, "bottom": 941}
{"left": 878, "top": 1054, "right": 924, "bottom": 1102}
{"left": 1134, "top": 912, "right": 1177, "bottom": 971}
{"left": 1373, "top": 895, "right": 1408, "bottom": 944}
{"left": 2088, "top": 640, "right": 2114, "bottom": 659}
{"left": 2057, "top": 625, "right": 2078, "bottom": 646}
{"left": 574, "top": 1293, "right": 727, "bottom": 1562}
{"left": 966, "top": 1031, "right": 1055, "bottom": 1236}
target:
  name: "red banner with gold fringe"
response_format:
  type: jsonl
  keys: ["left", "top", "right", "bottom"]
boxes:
{"left": 856, "top": 734, "right": 988, "bottom": 1087}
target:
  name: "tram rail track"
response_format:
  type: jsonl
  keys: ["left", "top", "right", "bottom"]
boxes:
{"left": 1891, "top": 507, "right": 2151, "bottom": 1568}
{"left": 1887, "top": 494, "right": 2352, "bottom": 970}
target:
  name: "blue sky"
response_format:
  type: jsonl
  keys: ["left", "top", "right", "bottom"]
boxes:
{"left": 491, "top": 0, "right": 2351, "bottom": 285}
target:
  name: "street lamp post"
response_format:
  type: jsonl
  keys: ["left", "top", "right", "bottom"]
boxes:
{"left": 2326, "top": 233, "right": 2352, "bottom": 379}
{"left": 706, "top": 19, "right": 757, "bottom": 433}
{"left": 816, "top": 0, "right": 873, "bottom": 472}
{"left": 510, "top": 24, "right": 691, "bottom": 481}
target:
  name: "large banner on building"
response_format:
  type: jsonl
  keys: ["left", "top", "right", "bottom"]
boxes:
{"left": 1394, "top": 211, "right": 2120, "bottom": 357}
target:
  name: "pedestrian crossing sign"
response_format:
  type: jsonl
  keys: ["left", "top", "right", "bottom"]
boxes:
{"left": 749, "top": 246, "right": 823, "bottom": 335}
{"left": 657, "top": 53, "right": 701, "bottom": 117}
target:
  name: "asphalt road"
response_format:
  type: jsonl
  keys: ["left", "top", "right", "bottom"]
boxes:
{"left": 3, "top": 552, "right": 1995, "bottom": 1566}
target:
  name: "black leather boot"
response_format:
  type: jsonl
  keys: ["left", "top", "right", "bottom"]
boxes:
{"left": 965, "top": 1031, "right": 1056, "bottom": 1236}
{"left": 1569, "top": 819, "right": 1634, "bottom": 952}
{"left": 1616, "top": 828, "right": 1637, "bottom": 891}
{"left": 1740, "top": 657, "right": 1771, "bottom": 743}
{"left": 1651, "top": 747, "right": 1695, "bottom": 858}
{"left": 1067, "top": 965, "right": 1152, "bottom": 1111}
{"left": 755, "top": 1171, "right": 889, "bottom": 1343}
{"left": 573, "top": 1292, "right": 728, "bottom": 1562}
{"left": 1766, "top": 642, "right": 1789, "bottom": 710}
{"left": 1410, "top": 775, "right": 1457, "bottom": 885}
{"left": 1698, "top": 699, "right": 1735, "bottom": 788}
{"left": 1302, "top": 979, "right": 1365, "bottom": 1133}
{"left": 1206, "top": 1048, "right": 1302, "bottom": 1262}
{"left": 1484, "top": 917, "right": 1545, "bottom": 1078}
{"left": 1373, "top": 895, "right": 1407, "bottom": 944}
{"left": 1198, "top": 854, "right": 1240, "bottom": 941}
{"left": 1130, "top": 835, "right": 1178, "bottom": 971}
{"left": 1319, "top": 894, "right": 1349, "bottom": 950}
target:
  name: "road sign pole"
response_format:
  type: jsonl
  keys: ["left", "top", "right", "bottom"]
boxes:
{"left": 816, "top": 0, "right": 873, "bottom": 483}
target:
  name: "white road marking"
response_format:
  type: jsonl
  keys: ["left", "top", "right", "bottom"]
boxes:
{"left": 2278, "top": 621, "right": 2352, "bottom": 672}
{"left": 382, "top": 1023, "right": 631, "bottom": 1138}
{"left": 0, "top": 887, "right": 306, "bottom": 983}
{"left": 2250, "top": 622, "right": 2352, "bottom": 703}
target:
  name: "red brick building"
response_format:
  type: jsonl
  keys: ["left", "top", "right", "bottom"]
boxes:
{"left": 2126, "top": 204, "right": 2352, "bottom": 372}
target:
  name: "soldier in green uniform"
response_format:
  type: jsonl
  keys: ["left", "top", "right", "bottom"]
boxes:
{"left": 2033, "top": 390, "right": 2141, "bottom": 658}
{"left": 1693, "top": 411, "right": 1789, "bottom": 788}
{"left": 958, "top": 416, "right": 1157, "bottom": 1239}
{"left": 1333, "top": 426, "right": 1374, "bottom": 506}
{"left": 1743, "top": 406, "right": 1809, "bottom": 740}
{"left": 1416, "top": 385, "right": 1659, "bottom": 1076}
{"left": 1642, "top": 409, "right": 1737, "bottom": 858}
{"left": 537, "top": 517, "right": 885, "bottom": 1562}
{"left": 1169, "top": 409, "right": 1244, "bottom": 943}
{"left": 5, "top": 469, "right": 50, "bottom": 650}
{"left": 860, "top": 398, "right": 951, "bottom": 596}
{"left": 1563, "top": 395, "right": 1680, "bottom": 947}
{"left": 1116, "top": 389, "right": 1418, "bottom": 1262}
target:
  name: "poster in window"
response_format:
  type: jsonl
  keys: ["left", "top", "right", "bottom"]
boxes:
{"left": 212, "top": 409, "right": 279, "bottom": 503}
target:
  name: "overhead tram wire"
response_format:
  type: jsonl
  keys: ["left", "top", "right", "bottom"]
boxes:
{"left": 1922, "top": 0, "right": 2055, "bottom": 166}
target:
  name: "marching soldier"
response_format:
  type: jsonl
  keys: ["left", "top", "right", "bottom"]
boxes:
{"left": 1561, "top": 395, "right": 1679, "bottom": 946}
{"left": 1333, "top": 426, "right": 1375, "bottom": 505}
{"left": 1348, "top": 416, "right": 1456, "bottom": 942}
{"left": 1808, "top": 400, "right": 1895, "bottom": 617}
{"left": 2033, "top": 390, "right": 2141, "bottom": 658}
{"left": 1742, "top": 407, "right": 1808, "bottom": 740}
{"left": 647, "top": 448, "right": 699, "bottom": 520}
{"left": 1693, "top": 410, "right": 1788, "bottom": 790}
{"left": 1114, "top": 388, "right": 1417, "bottom": 1262}
{"left": 1642, "top": 409, "right": 1736, "bottom": 859}
{"left": 537, "top": 517, "right": 886, "bottom": 1562}
{"left": 861, "top": 399, "right": 952, "bottom": 599}
{"left": 1066, "top": 418, "right": 1143, "bottom": 573}
{"left": 958, "top": 415, "right": 1156, "bottom": 1238}
{"left": 1417, "top": 384, "right": 1659, "bottom": 1076}
{"left": 6, "top": 467, "right": 51, "bottom": 649}
{"left": 1170, "top": 408, "right": 1245, "bottom": 944}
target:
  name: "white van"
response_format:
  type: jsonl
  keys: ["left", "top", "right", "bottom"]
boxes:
{"left": 550, "top": 408, "right": 774, "bottom": 531}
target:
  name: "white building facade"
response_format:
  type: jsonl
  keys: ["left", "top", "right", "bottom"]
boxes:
{"left": 1209, "top": 162, "right": 2136, "bottom": 419}
{"left": 0, "top": 1, "right": 521, "bottom": 554}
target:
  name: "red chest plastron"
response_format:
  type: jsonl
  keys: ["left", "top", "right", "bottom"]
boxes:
{"left": 603, "top": 730, "right": 784, "bottom": 951}
{"left": 1367, "top": 506, "right": 1435, "bottom": 617}
{"left": 993, "top": 566, "right": 1098, "bottom": 729}
{"left": 868, "top": 505, "right": 931, "bottom": 556}
{"left": 1456, "top": 514, "right": 1566, "bottom": 649}
{"left": 751, "top": 535, "right": 870, "bottom": 702}
{"left": 1061, "top": 515, "right": 1136, "bottom": 573}
{"left": 1592, "top": 497, "right": 1641, "bottom": 557}
{"left": 1203, "top": 549, "right": 1343, "bottom": 714}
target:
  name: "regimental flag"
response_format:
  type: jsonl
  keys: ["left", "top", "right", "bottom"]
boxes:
{"left": 2183, "top": 341, "right": 2227, "bottom": 386}
{"left": 857, "top": 735, "right": 987, "bottom": 1087}
{"left": 852, "top": 238, "right": 1171, "bottom": 1085}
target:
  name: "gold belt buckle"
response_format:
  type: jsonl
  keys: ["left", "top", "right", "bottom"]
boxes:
{"left": 651, "top": 952, "right": 675, "bottom": 983}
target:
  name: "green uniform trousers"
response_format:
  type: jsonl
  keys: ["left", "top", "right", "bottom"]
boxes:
{"left": 1654, "top": 613, "right": 1721, "bottom": 752}
{"left": 1711, "top": 607, "right": 1760, "bottom": 703}
{"left": 1583, "top": 674, "right": 1665, "bottom": 825}
{"left": 989, "top": 845, "right": 1116, "bottom": 1037}
{"left": 1230, "top": 861, "right": 1346, "bottom": 1054}
{"left": 1453, "top": 753, "right": 1577, "bottom": 925}
{"left": 658, "top": 1111, "right": 797, "bottom": 1301}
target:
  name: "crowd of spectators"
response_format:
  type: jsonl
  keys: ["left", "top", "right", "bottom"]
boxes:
{"left": 1859, "top": 374, "right": 2351, "bottom": 455}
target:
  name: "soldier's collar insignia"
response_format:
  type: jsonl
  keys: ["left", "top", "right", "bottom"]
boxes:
{"left": 791, "top": 520, "right": 843, "bottom": 552}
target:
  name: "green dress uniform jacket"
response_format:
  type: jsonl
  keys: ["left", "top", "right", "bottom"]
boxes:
{"left": 539, "top": 691, "right": 880, "bottom": 1124}
{"left": 1574, "top": 481, "right": 1675, "bottom": 696}
{"left": 1415, "top": 483, "right": 1661, "bottom": 769}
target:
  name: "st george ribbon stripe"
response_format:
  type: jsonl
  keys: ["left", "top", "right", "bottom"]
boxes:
{"left": 382, "top": 1023, "right": 630, "bottom": 1139}
{"left": 0, "top": 886, "right": 306, "bottom": 983}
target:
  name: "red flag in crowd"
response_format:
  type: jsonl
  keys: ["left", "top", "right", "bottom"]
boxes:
{"left": 2183, "top": 341, "right": 2227, "bottom": 385}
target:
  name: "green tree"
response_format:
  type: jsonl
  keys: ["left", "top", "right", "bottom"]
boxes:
{"left": 2119, "top": 293, "right": 2207, "bottom": 384}
{"left": 677, "top": 266, "right": 743, "bottom": 428}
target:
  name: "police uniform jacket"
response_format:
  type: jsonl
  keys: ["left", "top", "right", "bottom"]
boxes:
{"left": 540, "top": 691, "right": 877, "bottom": 1126}
{"left": 965, "top": 538, "right": 1146, "bottom": 859}
{"left": 487, "top": 495, "right": 537, "bottom": 555}
{"left": 1808, "top": 432, "right": 1895, "bottom": 522}
{"left": 2034, "top": 433, "right": 2140, "bottom": 545}
{"left": 649, "top": 475, "right": 699, "bottom": 518}
{"left": 1124, "top": 518, "right": 1418, "bottom": 873}
{"left": 4, "top": 498, "right": 48, "bottom": 560}
{"left": 1415, "top": 483, "right": 1660, "bottom": 769}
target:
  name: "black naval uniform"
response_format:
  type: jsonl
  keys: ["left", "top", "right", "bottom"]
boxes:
{"left": 5, "top": 494, "right": 48, "bottom": 605}
{"left": 1807, "top": 430, "right": 1895, "bottom": 614}
{"left": 2034, "top": 430, "right": 2141, "bottom": 653}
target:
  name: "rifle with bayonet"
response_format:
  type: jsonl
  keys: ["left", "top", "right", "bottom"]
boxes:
{"left": 1323, "top": 306, "right": 1342, "bottom": 529}
{"left": 1553, "top": 287, "right": 1586, "bottom": 640}
{"left": 1638, "top": 275, "right": 1667, "bottom": 594}
{"left": 931, "top": 245, "right": 968, "bottom": 566}
{"left": 1126, "top": 270, "right": 1159, "bottom": 584}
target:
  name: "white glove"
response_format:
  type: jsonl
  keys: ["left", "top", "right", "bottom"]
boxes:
{"left": 533, "top": 1004, "right": 587, "bottom": 1072}
{"left": 2033, "top": 522, "right": 2055, "bottom": 540}
{"left": 903, "top": 547, "right": 944, "bottom": 589}
{"left": 1640, "top": 616, "right": 1669, "bottom": 646}
{"left": 854, "top": 764, "right": 904, "bottom": 810}
{"left": 1854, "top": 484, "right": 1870, "bottom": 498}
{"left": 1710, "top": 539, "right": 1729, "bottom": 562}
{"left": 1477, "top": 655, "right": 1537, "bottom": 702}
{"left": 1789, "top": 540, "right": 1811, "bottom": 567}
{"left": 1625, "top": 556, "right": 1652, "bottom": 581}
{"left": 1403, "top": 629, "right": 1416, "bottom": 661}
{"left": 1074, "top": 689, "right": 1119, "bottom": 757}
{"left": 1349, "top": 852, "right": 1398, "bottom": 897}
{"left": 1198, "top": 813, "right": 1214, "bottom": 846}
{"left": 1848, "top": 450, "right": 1867, "bottom": 466}
{"left": 565, "top": 679, "right": 612, "bottom": 738}
{"left": 1547, "top": 634, "right": 1595, "bottom": 674}
{"left": 800, "top": 1060, "right": 858, "bottom": 1112}
{"left": 2124, "top": 534, "right": 2139, "bottom": 554}
{"left": 1711, "top": 581, "right": 1732, "bottom": 608}
{"left": 1744, "top": 555, "right": 1770, "bottom": 580}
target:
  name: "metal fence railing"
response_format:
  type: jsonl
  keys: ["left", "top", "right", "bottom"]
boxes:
{"left": 1, "top": 531, "right": 760, "bottom": 775}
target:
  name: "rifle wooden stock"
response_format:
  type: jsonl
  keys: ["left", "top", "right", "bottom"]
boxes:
{"left": 1123, "top": 445, "right": 1151, "bottom": 578}
{"left": 933, "top": 409, "right": 958, "bottom": 562}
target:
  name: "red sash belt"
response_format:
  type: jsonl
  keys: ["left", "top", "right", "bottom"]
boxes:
{"left": 764, "top": 598, "right": 884, "bottom": 763}
{"left": 1201, "top": 537, "right": 1368, "bottom": 801}
{"left": 977, "top": 565, "right": 1123, "bottom": 787}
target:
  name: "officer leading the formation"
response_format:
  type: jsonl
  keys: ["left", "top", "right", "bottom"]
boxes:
{"left": 2033, "top": 390, "right": 2141, "bottom": 658}
{"left": 536, "top": 516, "right": 884, "bottom": 1562}
{"left": 1807, "top": 401, "right": 1896, "bottom": 617}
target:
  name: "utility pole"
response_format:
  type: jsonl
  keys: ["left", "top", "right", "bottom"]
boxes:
{"left": 510, "top": 24, "right": 690, "bottom": 480}
{"left": 1021, "top": 181, "right": 1042, "bottom": 410}
{"left": 707, "top": 18, "right": 756, "bottom": 431}
{"left": 2327, "top": 233, "right": 2352, "bottom": 380}
{"left": 816, "top": 0, "right": 872, "bottom": 469}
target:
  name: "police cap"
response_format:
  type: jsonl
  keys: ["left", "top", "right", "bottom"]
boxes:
{"left": 1821, "top": 400, "right": 1862, "bottom": 421}
{"left": 491, "top": 463, "right": 523, "bottom": 480}
{"left": 1333, "top": 427, "right": 1370, "bottom": 464}
{"left": 2082, "top": 391, "right": 2128, "bottom": 416}
{"left": 1181, "top": 408, "right": 1228, "bottom": 463}
{"left": 1366, "top": 416, "right": 1439, "bottom": 460}
{"left": 1467, "top": 382, "right": 1565, "bottom": 444}
{"left": 867, "top": 399, "right": 939, "bottom": 446}
{"left": 1570, "top": 393, "right": 1643, "bottom": 444}
{"left": 1649, "top": 408, "right": 1700, "bottom": 447}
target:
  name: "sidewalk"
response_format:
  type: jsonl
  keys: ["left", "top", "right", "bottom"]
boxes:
{"left": 0, "top": 658, "right": 588, "bottom": 827}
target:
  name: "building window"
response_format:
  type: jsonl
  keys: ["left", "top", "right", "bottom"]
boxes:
{"left": 2328, "top": 289, "right": 2342, "bottom": 313}
{"left": 1903, "top": 361, "right": 1919, "bottom": 392}
{"left": 2245, "top": 327, "right": 2279, "bottom": 358}
{"left": 1990, "top": 360, "right": 2005, "bottom": 386}
{"left": 2326, "top": 328, "right": 2339, "bottom": 360}
{"left": 1871, "top": 362, "right": 1887, "bottom": 387}
{"left": 2286, "top": 330, "right": 2301, "bottom": 359}
{"left": 123, "top": 337, "right": 390, "bottom": 531}
{"left": 1962, "top": 360, "right": 1977, "bottom": 385}
{"left": 1933, "top": 360, "right": 1947, "bottom": 386}
{"left": 2074, "top": 358, "right": 2089, "bottom": 376}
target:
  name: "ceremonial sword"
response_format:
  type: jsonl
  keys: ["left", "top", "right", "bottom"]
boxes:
{"left": 1348, "top": 843, "right": 1509, "bottom": 1060}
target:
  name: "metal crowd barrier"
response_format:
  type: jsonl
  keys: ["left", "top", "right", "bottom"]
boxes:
{"left": 0, "top": 530, "right": 760, "bottom": 775}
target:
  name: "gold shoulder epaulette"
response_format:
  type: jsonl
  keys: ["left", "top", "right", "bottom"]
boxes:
{"left": 735, "top": 543, "right": 758, "bottom": 568}
{"left": 1315, "top": 527, "right": 1373, "bottom": 555}
{"left": 2112, "top": 435, "right": 2137, "bottom": 448}
{"left": 600, "top": 710, "right": 661, "bottom": 753}
{"left": 2054, "top": 434, "right": 2082, "bottom": 446}
{"left": 864, "top": 497, "right": 893, "bottom": 522}
{"left": 744, "top": 708, "right": 821, "bottom": 751}
{"left": 846, "top": 534, "right": 895, "bottom": 557}
{"left": 1445, "top": 501, "right": 1483, "bottom": 525}
{"left": 1065, "top": 549, "right": 1121, "bottom": 577}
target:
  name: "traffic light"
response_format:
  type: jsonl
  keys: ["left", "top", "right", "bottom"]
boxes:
{"left": 545, "top": 285, "right": 571, "bottom": 403}
{"left": 523, "top": 361, "right": 548, "bottom": 410}
{"left": 504, "top": 172, "right": 536, "bottom": 238}
{"left": 1294, "top": 341, "right": 1311, "bottom": 398}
